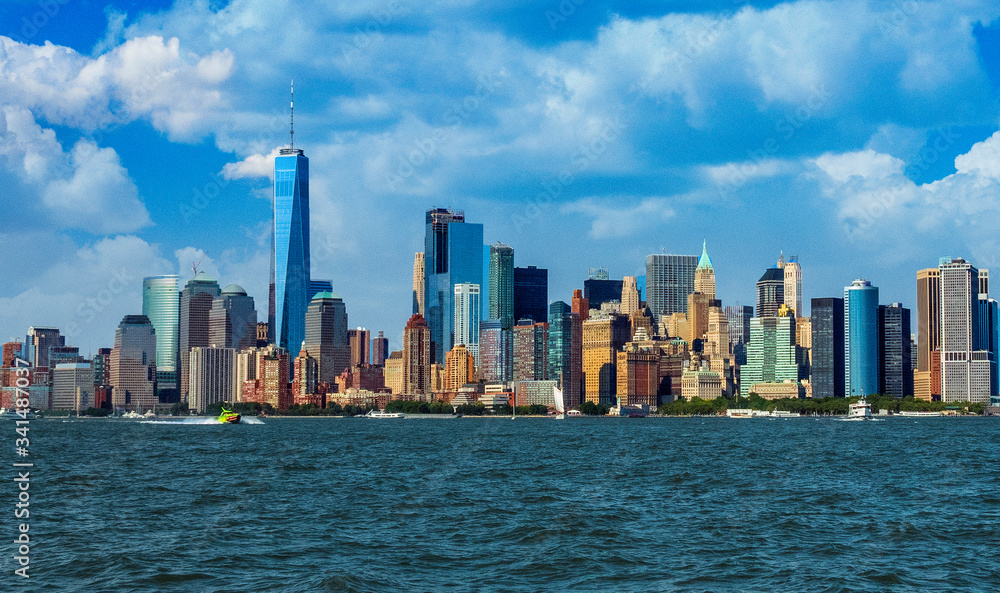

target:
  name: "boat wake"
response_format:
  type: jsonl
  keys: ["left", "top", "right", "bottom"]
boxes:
{"left": 242, "top": 417, "right": 265, "bottom": 425}
{"left": 142, "top": 417, "right": 265, "bottom": 425}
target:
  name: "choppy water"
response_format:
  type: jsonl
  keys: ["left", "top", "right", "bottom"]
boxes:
{"left": 5, "top": 416, "right": 1000, "bottom": 592}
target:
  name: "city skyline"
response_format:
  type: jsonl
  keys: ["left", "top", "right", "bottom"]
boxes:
{"left": 3, "top": 2, "right": 1000, "bottom": 356}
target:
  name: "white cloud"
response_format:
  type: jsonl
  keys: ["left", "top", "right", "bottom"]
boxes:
{"left": 561, "top": 195, "right": 677, "bottom": 239}
{"left": 221, "top": 147, "right": 281, "bottom": 180}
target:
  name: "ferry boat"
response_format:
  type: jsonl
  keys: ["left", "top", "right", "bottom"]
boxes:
{"left": 898, "top": 410, "right": 943, "bottom": 417}
{"left": 844, "top": 398, "right": 873, "bottom": 421}
{"left": 365, "top": 410, "right": 404, "bottom": 419}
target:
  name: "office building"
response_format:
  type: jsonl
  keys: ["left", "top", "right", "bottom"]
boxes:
{"left": 52, "top": 362, "right": 93, "bottom": 411}
{"left": 686, "top": 292, "right": 710, "bottom": 345}
{"left": 178, "top": 272, "right": 220, "bottom": 402}
{"left": 939, "top": 258, "right": 991, "bottom": 403}
{"left": 621, "top": 276, "right": 640, "bottom": 315}
{"left": 756, "top": 268, "right": 785, "bottom": 318}
{"left": 694, "top": 241, "right": 716, "bottom": 300}
{"left": 811, "top": 298, "right": 845, "bottom": 398}
{"left": 348, "top": 328, "right": 371, "bottom": 367}
{"left": 24, "top": 326, "right": 64, "bottom": 369}
{"left": 143, "top": 275, "right": 180, "bottom": 401}
{"left": 514, "top": 319, "right": 548, "bottom": 383}
{"left": 783, "top": 255, "right": 803, "bottom": 316}
{"left": 645, "top": 254, "right": 697, "bottom": 319}
{"left": 403, "top": 314, "right": 431, "bottom": 395}
{"left": 272, "top": 139, "right": 311, "bottom": 358}
{"left": 412, "top": 252, "right": 425, "bottom": 315}
{"left": 445, "top": 344, "right": 476, "bottom": 391}
{"left": 488, "top": 242, "right": 514, "bottom": 328}
{"left": 616, "top": 342, "right": 661, "bottom": 407}
{"left": 916, "top": 268, "right": 941, "bottom": 373}
{"left": 303, "top": 292, "right": 350, "bottom": 385}
{"left": 725, "top": 304, "right": 753, "bottom": 366}
{"left": 479, "top": 319, "right": 512, "bottom": 383}
{"left": 845, "top": 279, "right": 880, "bottom": 398}
{"left": 424, "top": 208, "right": 483, "bottom": 363}
{"left": 385, "top": 351, "right": 404, "bottom": 394}
{"left": 308, "top": 280, "right": 333, "bottom": 303}
{"left": 582, "top": 314, "right": 630, "bottom": 405}
{"left": 110, "top": 315, "right": 157, "bottom": 412}
{"left": 740, "top": 307, "right": 798, "bottom": 396}
{"left": 209, "top": 285, "right": 257, "bottom": 351}
{"left": 189, "top": 347, "right": 235, "bottom": 413}
{"left": 584, "top": 277, "right": 623, "bottom": 310}
{"left": 879, "top": 303, "right": 913, "bottom": 398}
{"left": 548, "top": 301, "right": 581, "bottom": 408}
{"left": 372, "top": 331, "right": 389, "bottom": 366}
{"left": 454, "top": 283, "right": 481, "bottom": 366}
{"left": 514, "top": 266, "right": 548, "bottom": 323}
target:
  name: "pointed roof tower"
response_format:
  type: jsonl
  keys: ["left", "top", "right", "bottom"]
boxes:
{"left": 697, "top": 240, "right": 714, "bottom": 271}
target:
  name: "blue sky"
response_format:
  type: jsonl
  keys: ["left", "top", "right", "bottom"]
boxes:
{"left": 1, "top": 0, "right": 1000, "bottom": 355}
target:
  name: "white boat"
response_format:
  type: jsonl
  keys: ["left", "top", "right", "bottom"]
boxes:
{"left": 365, "top": 410, "right": 404, "bottom": 419}
{"left": 845, "top": 398, "right": 873, "bottom": 421}
{"left": 726, "top": 408, "right": 755, "bottom": 418}
{"left": 898, "top": 410, "right": 943, "bottom": 417}
{"left": 769, "top": 410, "right": 802, "bottom": 418}
{"left": 553, "top": 386, "right": 565, "bottom": 420}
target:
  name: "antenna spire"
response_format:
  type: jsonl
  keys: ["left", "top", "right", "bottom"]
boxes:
{"left": 289, "top": 79, "right": 294, "bottom": 149}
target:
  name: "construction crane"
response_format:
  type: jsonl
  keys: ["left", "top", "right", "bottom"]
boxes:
{"left": 192, "top": 253, "right": 206, "bottom": 276}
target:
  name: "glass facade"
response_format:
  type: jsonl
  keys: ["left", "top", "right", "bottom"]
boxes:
{"left": 513, "top": 266, "right": 548, "bottom": 323}
{"left": 740, "top": 315, "right": 798, "bottom": 396}
{"left": 453, "top": 283, "right": 481, "bottom": 367}
{"left": 143, "top": 275, "right": 179, "bottom": 398}
{"left": 274, "top": 149, "right": 311, "bottom": 357}
{"left": 583, "top": 278, "right": 623, "bottom": 309}
{"left": 844, "top": 280, "right": 880, "bottom": 397}
{"left": 644, "top": 254, "right": 697, "bottom": 319}
{"left": 879, "top": 303, "right": 913, "bottom": 398}
{"left": 724, "top": 304, "right": 753, "bottom": 366}
{"left": 424, "top": 209, "right": 483, "bottom": 364}
{"left": 810, "top": 297, "right": 845, "bottom": 398}
{"left": 489, "top": 243, "right": 514, "bottom": 328}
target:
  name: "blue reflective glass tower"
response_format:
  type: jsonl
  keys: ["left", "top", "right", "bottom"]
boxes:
{"left": 273, "top": 147, "right": 310, "bottom": 355}
{"left": 844, "top": 279, "right": 879, "bottom": 397}
{"left": 424, "top": 208, "right": 483, "bottom": 364}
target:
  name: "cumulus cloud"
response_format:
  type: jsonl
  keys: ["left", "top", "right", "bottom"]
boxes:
{"left": 561, "top": 195, "right": 677, "bottom": 239}
{"left": 221, "top": 147, "right": 281, "bottom": 180}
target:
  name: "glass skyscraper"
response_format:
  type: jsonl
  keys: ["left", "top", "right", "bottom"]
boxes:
{"left": 844, "top": 280, "right": 880, "bottom": 397}
{"left": 453, "top": 283, "right": 481, "bottom": 367}
{"left": 645, "top": 254, "right": 697, "bottom": 319}
{"left": 424, "top": 208, "right": 483, "bottom": 364}
{"left": 488, "top": 242, "right": 514, "bottom": 328}
{"left": 143, "top": 275, "right": 180, "bottom": 401}
{"left": 810, "top": 297, "right": 845, "bottom": 398}
{"left": 879, "top": 303, "right": 913, "bottom": 398}
{"left": 273, "top": 146, "right": 311, "bottom": 357}
{"left": 513, "top": 266, "right": 548, "bottom": 323}
{"left": 179, "top": 272, "right": 221, "bottom": 402}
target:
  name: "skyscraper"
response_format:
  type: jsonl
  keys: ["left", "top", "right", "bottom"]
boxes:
{"left": 694, "top": 241, "right": 715, "bottom": 300}
{"left": 582, "top": 313, "right": 630, "bottom": 405}
{"left": 571, "top": 289, "right": 589, "bottom": 322}
{"left": 303, "top": 292, "right": 350, "bottom": 386}
{"left": 24, "top": 327, "right": 63, "bottom": 369}
{"left": 513, "top": 266, "right": 548, "bottom": 323}
{"left": 844, "top": 279, "right": 879, "bottom": 398}
{"left": 412, "top": 253, "right": 425, "bottom": 315}
{"left": 403, "top": 314, "right": 431, "bottom": 395}
{"left": 52, "top": 362, "right": 93, "bottom": 411}
{"left": 479, "top": 319, "right": 511, "bottom": 384}
{"left": 110, "top": 315, "right": 157, "bottom": 412}
{"left": 548, "top": 301, "right": 581, "bottom": 408}
{"left": 740, "top": 308, "right": 798, "bottom": 396}
{"left": 810, "top": 297, "right": 845, "bottom": 398}
{"left": 178, "top": 272, "right": 221, "bottom": 402}
{"left": 348, "top": 328, "right": 371, "bottom": 367}
{"left": 645, "top": 254, "right": 697, "bottom": 319}
{"left": 308, "top": 280, "right": 333, "bottom": 302}
{"left": 879, "top": 303, "right": 913, "bottom": 398}
{"left": 424, "top": 208, "right": 483, "bottom": 364}
{"left": 209, "top": 284, "right": 257, "bottom": 351}
{"left": 143, "top": 275, "right": 179, "bottom": 401}
{"left": 783, "top": 256, "right": 802, "bottom": 316}
{"left": 621, "top": 276, "right": 640, "bottom": 315}
{"left": 188, "top": 346, "right": 235, "bottom": 413}
{"left": 584, "top": 277, "right": 624, "bottom": 309}
{"left": 445, "top": 344, "right": 475, "bottom": 391}
{"left": 724, "top": 304, "right": 753, "bottom": 366}
{"left": 488, "top": 242, "right": 514, "bottom": 328}
{"left": 273, "top": 109, "right": 311, "bottom": 357}
{"left": 514, "top": 319, "right": 548, "bottom": 383}
{"left": 915, "top": 268, "right": 941, "bottom": 372}
{"left": 756, "top": 268, "right": 785, "bottom": 318}
{"left": 939, "top": 258, "right": 991, "bottom": 403}
{"left": 372, "top": 331, "right": 389, "bottom": 366}
{"left": 454, "top": 283, "right": 481, "bottom": 366}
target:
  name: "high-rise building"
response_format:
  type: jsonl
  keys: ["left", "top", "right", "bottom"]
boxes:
{"left": 445, "top": 344, "right": 475, "bottom": 391}
{"left": 783, "top": 256, "right": 802, "bottom": 316}
{"left": 384, "top": 351, "right": 404, "bottom": 394}
{"left": 514, "top": 266, "right": 548, "bottom": 323}
{"left": 939, "top": 258, "right": 991, "bottom": 403}
{"left": 303, "top": 292, "right": 350, "bottom": 385}
{"left": 48, "top": 346, "right": 82, "bottom": 367}
{"left": 514, "top": 319, "right": 548, "bottom": 383}
{"left": 403, "top": 314, "right": 431, "bottom": 395}
{"left": 756, "top": 268, "right": 785, "bottom": 318}
{"left": 272, "top": 133, "right": 311, "bottom": 358}
{"left": 915, "top": 268, "right": 940, "bottom": 372}
{"left": 178, "top": 272, "right": 221, "bottom": 402}
{"left": 645, "top": 254, "right": 697, "bottom": 319}
{"left": 143, "top": 275, "right": 179, "bottom": 401}
{"left": 811, "top": 297, "right": 845, "bottom": 398}
{"left": 582, "top": 314, "right": 630, "bottom": 405}
{"left": 93, "top": 347, "right": 112, "bottom": 388}
{"left": 571, "top": 289, "right": 589, "bottom": 322}
{"left": 479, "top": 319, "right": 512, "bottom": 384}
{"left": 241, "top": 346, "right": 291, "bottom": 410}
{"left": 24, "top": 327, "right": 63, "bottom": 369}
{"left": 621, "top": 276, "right": 640, "bottom": 316}
{"left": 52, "top": 362, "right": 93, "bottom": 411}
{"left": 256, "top": 322, "right": 269, "bottom": 347}
{"left": 189, "top": 347, "right": 235, "bottom": 413}
{"left": 724, "top": 304, "right": 753, "bottom": 366}
{"left": 616, "top": 341, "right": 661, "bottom": 407}
{"left": 110, "top": 315, "right": 157, "bottom": 412}
{"left": 371, "top": 331, "right": 389, "bottom": 366}
{"left": 844, "top": 279, "right": 880, "bottom": 398}
{"left": 412, "top": 252, "right": 425, "bottom": 315}
{"left": 548, "top": 301, "right": 581, "bottom": 409}
{"left": 308, "top": 280, "right": 333, "bottom": 303}
{"left": 879, "top": 303, "right": 913, "bottom": 398}
{"left": 686, "top": 292, "right": 711, "bottom": 345}
{"left": 424, "top": 208, "right": 483, "bottom": 364}
{"left": 291, "top": 347, "right": 319, "bottom": 400}
{"left": 740, "top": 307, "right": 798, "bottom": 396}
{"left": 488, "top": 242, "right": 514, "bottom": 329}
{"left": 454, "top": 283, "right": 481, "bottom": 366}
{"left": 694, "top": 241, "right": 716, "bottom": 300}
{"left": 348, "top": 328, "right": 371, "bottom": 367}
{"left": 209, "top": 284, "right": 257, "bottom": 351}
{"left": 584, "top": 277, "right": 623, "bottom": 310}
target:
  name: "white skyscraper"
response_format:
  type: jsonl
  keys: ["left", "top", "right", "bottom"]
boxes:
{"left": 783, "top": 256, "right": 802, "bottom": 316}
{"left": 454, "top": 283, "right": 481, "bottom": 367}
{"left": 189, "top": 347, "right": 235, "bottom": 413}
{"left": 939, "top": 258, "right": 991, "bottom": 403}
